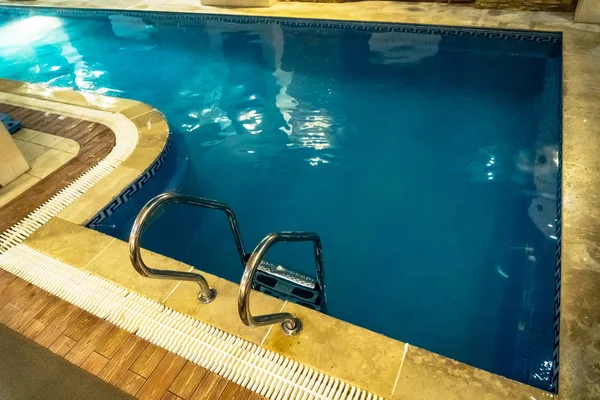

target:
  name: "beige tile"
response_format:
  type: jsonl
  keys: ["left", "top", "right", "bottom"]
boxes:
{"left": 121, "top": 147, "right": 163, "bottom": 172}
{"left": 559, "top": 237, "right": 600, "bottom": 399}
{"left": 0, "top": 92, "right": 57, "bottom": 115}
{"left": 29, "top": 132, "right": 66, "bottom": 148}
{"left": 104, "top": 97, "right": 140, "bottom": 113}
{"left": 14, "top": 139, "right": 49, "bottom": 163}
{"left": 12, "top": 128, "right": 41, "bottom": 141}
{"left": 120, "top": 103, "right": 156, "bottom": 119}
{"left": 52, "top": 138, "right": 80, "bottom": 155}
{"left": 24, "top": 217, "right": 115, "bottom": 269}
{"left": 563, "top": 54, "right": 600, "bottom": 86}
{"left": 263, "top": 302, "right": 405, "bottom": 398}
{"left": 563, "top": 80, "right": 600, "bottom": 120}
{"left": 50, "top": 91, "right": 137, "bottom": 113}
{"left": 131, "top": 110, "right": 166, "bottom": 131}
{"left": 0, "top": 78, "right": 25, "bottom": 92}
{"left": 72, "top": 92, "right": 138, "bottom": 112}
{"left": 48, "top": 89, "right": 95, "bottom": 109}
{"left": 11, "top": 82, "right": 56, "bottom": 99}
{"left": 84, "top": 239, "right": 187, "bottom": 303}
{"left": 164, "top": 279, "right": 284, "bottom": 344}
{"left": 575, "top": 0, "right": 600, "bottom": 24}
{"left": 28, "top": 149, "right": 75, "bottom": 179}
{"left": 138, "top": 123, "right": 169, "bottom": 150}
{"left": 58, "top": 166, "right": 141, "bottom": 224}
{"left": 131, "top": 111, "right": 170, "bottom": 150}
{"left": 562, "top": 27, "right": 600, "bottom": 55}
{"left": 0, "top": 174, "right": 40, "bottom": 207}
{"left": 45, "top": 102, "right": 107, "bottom": 123}
{"left": 392, "top": 346, "right": 552, "bottom": 400}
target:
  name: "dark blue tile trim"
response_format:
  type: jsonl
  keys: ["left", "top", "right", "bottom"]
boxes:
{"left": 0, "top": 5, "right": 561, "bottom": 43}
{"left": 86, "top": 135, "right": 171, "bottom": 228}
{"left": 551, "top": 93, "right": 563, "bottom": 396}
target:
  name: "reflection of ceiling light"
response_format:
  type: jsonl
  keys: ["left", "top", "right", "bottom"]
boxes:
{"left": 0, "top": 16, "right": 62, "bottom": 47}
{"left": 306, "top": 157, "right": 329, "bottom": 167}
{"left": 239, "top": 110, "right": 258, "bottom": 121}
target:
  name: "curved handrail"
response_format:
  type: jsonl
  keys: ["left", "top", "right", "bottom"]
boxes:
{"left": 238, "top": 231, "right": 324, "bottom": 336}
{"left": 129, "top": 192, "right": 247, "bottom": 304}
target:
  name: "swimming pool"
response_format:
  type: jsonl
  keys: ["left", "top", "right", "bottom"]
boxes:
{"left": 0, "top": 7, "right": 562, "bottom": 391}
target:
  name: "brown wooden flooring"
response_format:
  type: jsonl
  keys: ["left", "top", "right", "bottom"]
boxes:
{"left": 0, "top": 104, "right": 116, "bottom": 233}
{"left": 0, "top": 269, "right": 264, "bottom": 400}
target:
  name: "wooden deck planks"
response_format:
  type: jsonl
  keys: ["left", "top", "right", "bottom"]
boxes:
{"left": 0, "top": 104, "right": 116, "bottom": 232}
{"left": 0, "top": 273, "right": 266, "bottom": 400}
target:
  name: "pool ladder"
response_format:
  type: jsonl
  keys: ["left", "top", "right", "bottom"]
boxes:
{"left": 129, "top": 192, "right": 326, "bottom": 336}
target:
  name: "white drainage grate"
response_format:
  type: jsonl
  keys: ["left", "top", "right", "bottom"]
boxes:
{"left": 0, "top": 102, "right": 137, "bottom": 253}
{"left": 0, "top": 244, "right": 381, "bottom": 400}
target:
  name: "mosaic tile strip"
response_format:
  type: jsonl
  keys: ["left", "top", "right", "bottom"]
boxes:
{"left": 551, "top": 85, "right": 563, "bottom": 396}
{"left": 86, "top": 136, "right": 172, "bottom": 227}
{"left": 0, "top": 6, "right": 561, "bottom": 43}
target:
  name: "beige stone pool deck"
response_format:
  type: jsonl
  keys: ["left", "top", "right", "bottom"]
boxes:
{"left": 0, "top": 1, "right": 598, "bottom": 399}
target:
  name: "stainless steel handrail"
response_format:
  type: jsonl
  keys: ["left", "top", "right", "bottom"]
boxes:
{"left": 238, "top": 232, "right": 324, "bottom": 336}
{"left": 129, "top": 192, "right": 247, "bottom": 304}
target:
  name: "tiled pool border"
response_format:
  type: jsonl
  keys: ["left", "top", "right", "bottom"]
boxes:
{"left": 552, "top": 88, "right": 564, "bottom": 391}
{"left": 86, "top": 136, "right": 172, "bottom": 228}
{"left": 0, "top": 5, "right": 562, "bottom": 42}
{"left": 0, "top": 1, "right": 598, "bottom": 398}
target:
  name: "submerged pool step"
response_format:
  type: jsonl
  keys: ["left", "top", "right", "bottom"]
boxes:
{"left": 254, "top": 260, "right": 326, "bottom": 312}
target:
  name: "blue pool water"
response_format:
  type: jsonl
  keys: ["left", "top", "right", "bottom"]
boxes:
{"left": 0, "top": 7, "right": 562, "bottom": 391}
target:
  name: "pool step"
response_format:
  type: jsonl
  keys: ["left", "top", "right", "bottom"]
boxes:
{"left": 253, "top": 260, "right": 325, "bottom": 312}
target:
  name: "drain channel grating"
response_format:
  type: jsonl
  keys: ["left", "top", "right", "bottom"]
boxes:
{"left": 0, "top": 244, "right": 380, "bottom": 400}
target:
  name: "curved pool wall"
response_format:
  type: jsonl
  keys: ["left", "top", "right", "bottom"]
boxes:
{"left": 0, "top": 7, "right": 562, "bottom": 391}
